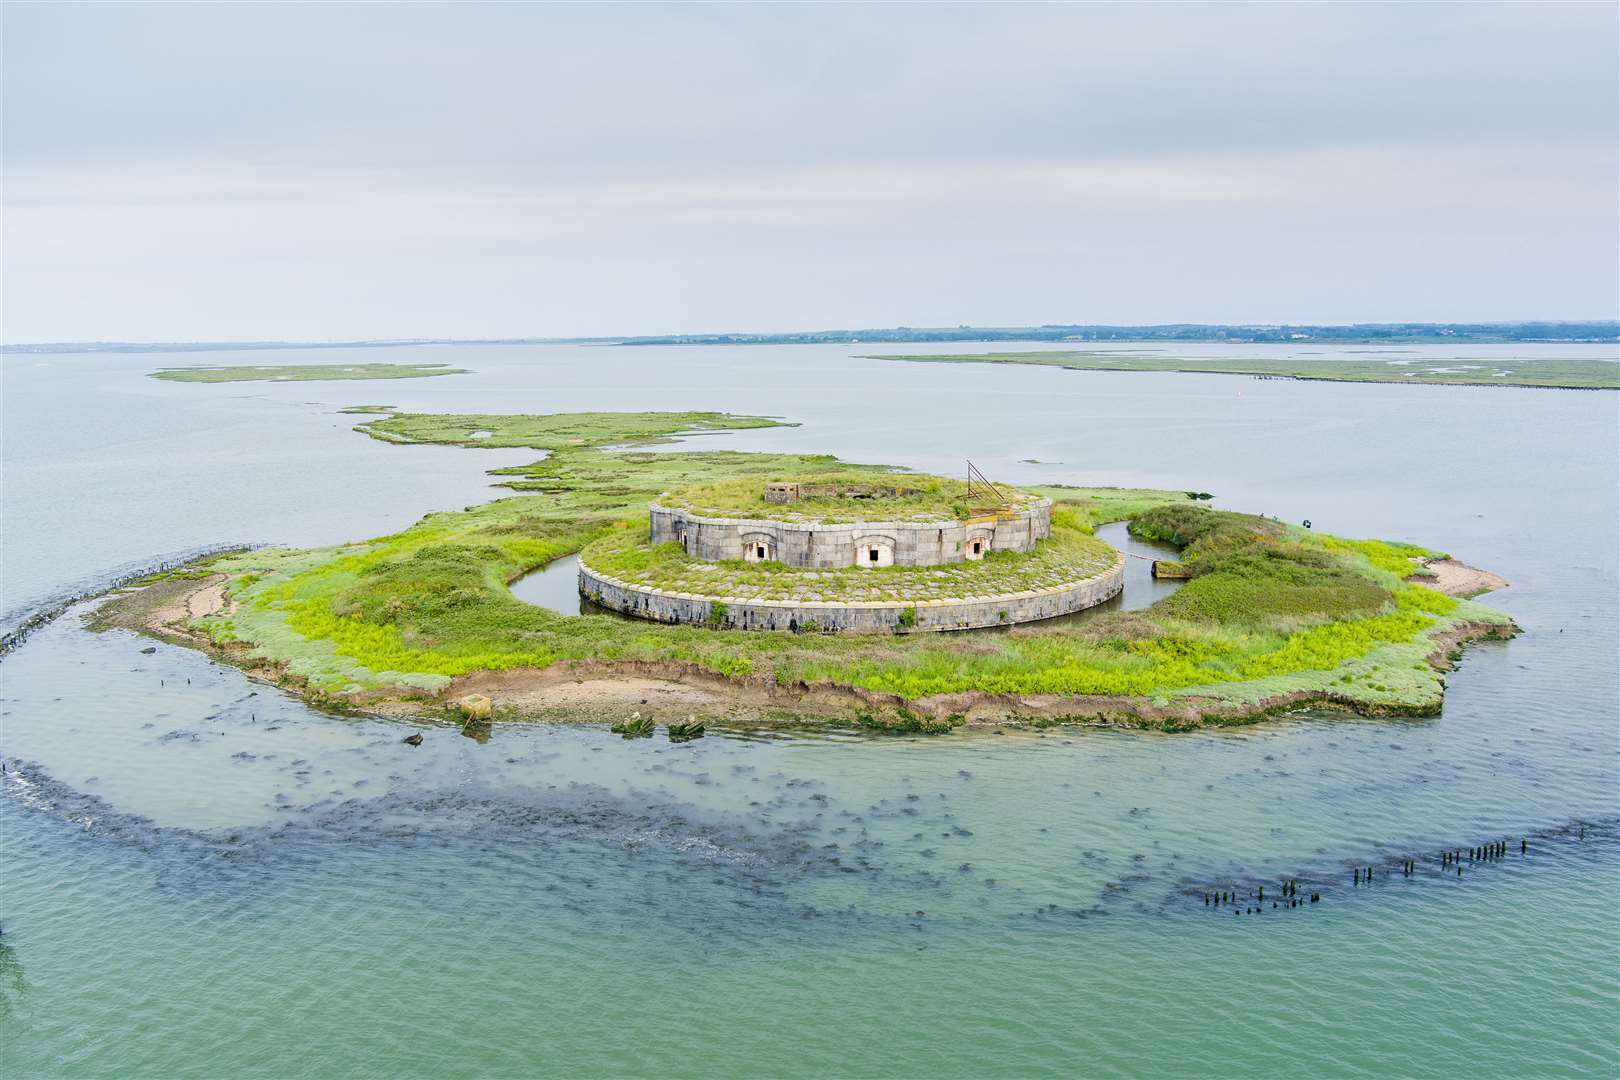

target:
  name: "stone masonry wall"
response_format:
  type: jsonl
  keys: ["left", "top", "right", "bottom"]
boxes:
{"left": 578, "top": 551, "right": 1124, "bottom": 634}
{"left": 648, "top": 499, "right": 1051, "bottom": 569}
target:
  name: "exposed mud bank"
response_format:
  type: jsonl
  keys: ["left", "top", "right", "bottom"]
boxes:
{"left": 1, "top": 545, "right": 254, "bottom": 661}
{"left": 87, "top": 573, "right": 235, "bottom": 639}
{"left": 1411, "top": 559, "right": 1510, "bottom": 598}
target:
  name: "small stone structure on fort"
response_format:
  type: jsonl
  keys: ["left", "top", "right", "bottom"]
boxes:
{"left": 579, "top": 472, "right": 1125, "bottom": 633}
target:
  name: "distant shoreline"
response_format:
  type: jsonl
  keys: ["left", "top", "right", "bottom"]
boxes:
{"left": 5, "top": 320, "right": 1617, "bottom": 354}
{"left": 869, "top": 350, "right": 1620, "bottom": 391}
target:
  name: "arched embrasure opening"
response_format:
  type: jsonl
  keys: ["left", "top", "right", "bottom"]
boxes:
{"left": 740, "top": 531, "right": 778, "bottom": 563}
{"left": 853, "top": 535, "right": 895, "bottom": 568}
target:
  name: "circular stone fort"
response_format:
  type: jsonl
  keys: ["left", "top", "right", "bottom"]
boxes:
{"left": 578, "top": 472, "right": 1125, "bottom": 633}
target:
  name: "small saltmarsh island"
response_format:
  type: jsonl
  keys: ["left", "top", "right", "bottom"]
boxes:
{"left": 866, "top": 350, "right": 1620, "bottom": 389}
{"left": 91, "top": 410, "right": 1517, "bottom": 733}
{"left": 149, "top": 361, "right": 469, "bottom": 383}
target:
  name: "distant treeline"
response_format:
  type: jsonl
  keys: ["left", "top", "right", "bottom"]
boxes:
{"left": 615, "top": 321, "right": 1620, "bottom": 346}
{"left": 5, "top": 321, "right": 1616, "bottom": 354}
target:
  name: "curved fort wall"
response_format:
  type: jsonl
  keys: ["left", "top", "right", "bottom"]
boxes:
{"left": 578, "top": 551, "right": 1124, "bottom": 634}
{"left": 648, "top": 498, "right": 1052, "bottom": 569}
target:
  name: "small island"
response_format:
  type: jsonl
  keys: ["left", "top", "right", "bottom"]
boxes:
{"left": 93, "top": 410, "right": 1517, "bottom": 733}
{"left": 149, "top": 362, "right": 469, "bottom": 383}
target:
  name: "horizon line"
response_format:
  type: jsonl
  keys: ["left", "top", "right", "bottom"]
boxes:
{"left": 6, "top": 318, "right": 1620, "bottom": 353}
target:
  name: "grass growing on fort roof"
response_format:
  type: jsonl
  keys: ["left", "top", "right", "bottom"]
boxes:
{"left": 659, "top": 471, "right": 1036, "bottom": 523}
{"left": 138, "top": 410, "right": 1515, "bottom": 726}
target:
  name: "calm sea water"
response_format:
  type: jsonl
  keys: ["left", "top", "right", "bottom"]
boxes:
{"left": 2, "top": 342, "right": 1617, "bottom": 1078}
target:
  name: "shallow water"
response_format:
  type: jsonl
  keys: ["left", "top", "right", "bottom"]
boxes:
{"left": 1061, "top": 521, "right": 1181, "bottom": 615}
{"left": 2, "top": 342, "right": 1617, "bottom": 1077}
{"left": 509, "top": 554, "right": 586, "bottom": 616}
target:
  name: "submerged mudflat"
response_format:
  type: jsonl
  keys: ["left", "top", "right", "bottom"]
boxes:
{"left": 92, "top": 408, "right": 1515, "bottom": 732}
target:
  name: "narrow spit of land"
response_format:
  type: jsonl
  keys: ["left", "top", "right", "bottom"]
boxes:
{"left": 865, "top": 350, "right": 1620, "bottom": 390}
{"left": 149, "top": 362, "right": 468, "bottom": 383}
{"left": 88, "top": 409, "right": 1515, "bottom": 734}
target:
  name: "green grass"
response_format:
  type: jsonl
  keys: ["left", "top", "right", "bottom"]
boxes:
{"left": 116, "top": 410, "right": 1515, "bottom": 727}
{"left": 354, "top": 410, "right": 794, "bottom": 450}
{"left": 658, "top": 471, "right": 1033, "bottom": 523}
{"left": 867, "top": 351, "right": 1620, "bottom": 390}
{"left": 1127, "top": 505, "right": 1448, "bottom": 629}
{"left": 150, "top": 363, "right": 469, "bottom": 383}
{"left": 1034, "top": 486, "right": 1215, "bottom": 529}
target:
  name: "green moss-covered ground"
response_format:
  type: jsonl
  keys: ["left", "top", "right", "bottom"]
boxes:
{"left": 150, "top": 363, "right": 469, "bottom": 383}
{"left": 867, "top": 350, "right": 1620, "bottom": 389}
{"left": 109, "top": 410, "right": 1516, "bottom": 729}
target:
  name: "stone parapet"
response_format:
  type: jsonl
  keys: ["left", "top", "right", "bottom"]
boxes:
{"left": 578, "top": 549, "right": 1123, "bottom": 634}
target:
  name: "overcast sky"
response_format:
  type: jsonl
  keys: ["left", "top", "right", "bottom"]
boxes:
{"left": 4, "top": 2, "right": 1617, "bottom": 342}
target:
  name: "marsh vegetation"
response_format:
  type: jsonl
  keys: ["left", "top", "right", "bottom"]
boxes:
{"left": 150, "top": 362, "right": 470, "bottom": 383}
{"left": 107, "top": 410, "right": 1515, "bottom": 728}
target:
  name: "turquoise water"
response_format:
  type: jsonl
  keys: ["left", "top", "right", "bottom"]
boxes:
{"left": 2, "top": 343, "right": 1617, "bottom": 1077}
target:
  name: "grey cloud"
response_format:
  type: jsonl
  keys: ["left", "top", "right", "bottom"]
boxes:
{"left": 8, "top": 4, "right": 1615, "bottom": 169}
{"left": 2, "top": 2, "right": 1616, "bottom": 340}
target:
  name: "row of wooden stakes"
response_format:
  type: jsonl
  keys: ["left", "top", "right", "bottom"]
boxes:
{"left": 1200, "top": 834, "right": 1548, "bottom": 914}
